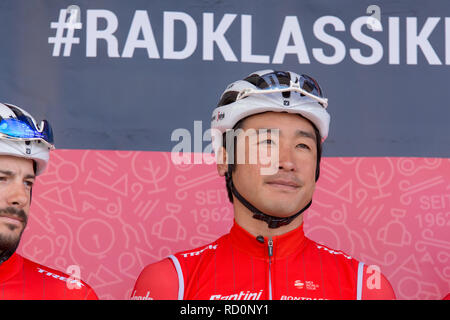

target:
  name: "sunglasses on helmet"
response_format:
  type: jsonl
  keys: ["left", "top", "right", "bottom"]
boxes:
{"left": 237, "top": 72, "right": 328, "bottom": 108}
{"left": 0, "top": 116, "right": 54, "bottom": 148}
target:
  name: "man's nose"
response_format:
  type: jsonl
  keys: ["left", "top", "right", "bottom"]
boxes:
{"left": 278, "top": 144, "right": 296, "bottom": 172}
{"left": 6, "top": 182, "right": 29, "bottom": 208}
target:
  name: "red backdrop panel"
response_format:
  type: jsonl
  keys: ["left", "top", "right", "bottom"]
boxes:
{"left": 17, "top": 150, "right": 450, "bottom": 299}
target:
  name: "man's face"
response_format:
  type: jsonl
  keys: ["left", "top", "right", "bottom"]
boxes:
{"left": 223, "top": 112, "right": 318, "bottom": 218}
{"left": 0, "top": 155, "right": 34, "bottom": 253}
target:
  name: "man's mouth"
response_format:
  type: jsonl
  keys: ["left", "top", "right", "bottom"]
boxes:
{"left": 0, "top": 215, "right": 24, "bottom": 229}
{"left": 265, "top": 179, "right": 301, "bottom": 191}
{"left": 0, "top": 208, "right": 27, "bottom": 229}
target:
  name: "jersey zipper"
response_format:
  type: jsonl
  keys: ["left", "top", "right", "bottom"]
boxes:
{"left": 268, "top": 237, "right": 273, "bottom": 300}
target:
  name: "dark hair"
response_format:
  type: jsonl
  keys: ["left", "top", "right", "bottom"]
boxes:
{"left": 223, "top": 114, "right": 322, "bottom": 203}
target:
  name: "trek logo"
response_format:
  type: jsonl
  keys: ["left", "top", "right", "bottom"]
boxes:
{"left": 36, "top": 267, "right": 85, "bottom": 288}
{"left": 181, "top": 244, "right": 218, "bottom": 258}
{"left": 316, "top": 244, "right": 352, "bottom": 259}
{"left": 294, "top": 280, "right": 320, "bottom": 291}
{"left": 294, "top": 280, "right": 304, "bottom": 289}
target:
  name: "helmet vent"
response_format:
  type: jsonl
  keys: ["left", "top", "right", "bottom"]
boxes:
{"left": 217, "top": 91, "right": 239, "bottom": 107}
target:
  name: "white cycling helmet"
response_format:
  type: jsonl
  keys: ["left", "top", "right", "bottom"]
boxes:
{"left": 211, "top": 69, "right": 330, "bottom": 152}
{"left": 0, "top": 103, "right": 54, "bottom": 175}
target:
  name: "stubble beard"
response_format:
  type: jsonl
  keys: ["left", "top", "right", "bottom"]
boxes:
{"left": 0, "top": 207, "right": 28, "bottom": 264}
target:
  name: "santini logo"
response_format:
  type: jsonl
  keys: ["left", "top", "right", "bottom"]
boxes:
{"left": 210, "top": 290, "right": 263, "bottom": 300}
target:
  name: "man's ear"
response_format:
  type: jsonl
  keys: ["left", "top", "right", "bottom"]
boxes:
{"left": 216, "top": 146, "right": 228, "bottom": 176}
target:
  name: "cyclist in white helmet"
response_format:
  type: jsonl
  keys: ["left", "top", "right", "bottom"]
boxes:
{"left": 132, "top": 70, "right": 396, "bottom": 300}
{"left": 0, "top": 102, "right": 98, "bottom": 299}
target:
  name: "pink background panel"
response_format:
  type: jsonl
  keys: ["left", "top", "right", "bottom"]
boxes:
{"left": 17, "top": 150, "right": 450, "bottom": 300}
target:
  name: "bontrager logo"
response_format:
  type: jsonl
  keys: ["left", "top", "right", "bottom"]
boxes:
{"left": 281, "top": 295, "right": 326, "bottom": 300}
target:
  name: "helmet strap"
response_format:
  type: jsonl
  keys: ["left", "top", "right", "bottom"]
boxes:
{"left": 225, "top": 171, "right": 311, "bottom": 229}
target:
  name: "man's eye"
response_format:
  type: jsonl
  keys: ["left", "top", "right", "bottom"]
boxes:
{"left": 297, "top": 143, "right": 311, "bottom": 150}
{"left": 24, "top": 181, "right": 34, "bottom": 188}
{"left": 260, "top": 139, "right": 273, "bottom": 145}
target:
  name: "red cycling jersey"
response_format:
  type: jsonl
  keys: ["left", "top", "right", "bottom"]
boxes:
{"left": 133, "top": 222, "right": 370, "bottom": 300}
{"left": 0, "top": 253, "right": 98, "bottom": 300}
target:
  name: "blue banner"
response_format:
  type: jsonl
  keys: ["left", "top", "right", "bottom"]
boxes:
{"left": 0, "top": 0, "right": 448, "bottom": 156}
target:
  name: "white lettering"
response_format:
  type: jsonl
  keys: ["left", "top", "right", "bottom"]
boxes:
{"left": 203, "top": 13, "right": 238, "bottom": 61}
{"left": 312, "top": 16, "right": 346, "bottom": 64}
{"left": 241, "top": 15, "right": 270, "bottom": 63}
{"left": 224, "top": 305, "right": 266, "bottom": 315}
{"left": 316, "top": 244, "right": 352, "bottom": 259}
{"left": 56, "top": 10, "right": 450, "bottom": 66}
{"left": 181, "top": 244, "right": 218, "bottom": 258}
{"left": 35, "top": 267, "right": 85, "bottom": 287}
{"left": 171, "top": 128, "right": 192, "bottom": 165}
{"left": 122, "top": 10, "right": 160, "bottom": 58}
{"left": 86, "top": 10, "right": 119, "bottom": 57}
{"left": 209, "top": 290, "right": 263, "bottom": 300}
{"left": 193, "top": 120, "right": 203, "bottom": 164}
{"left": 446, "top": 18, "right": 450, "bottom": 64}
{"left": 389, "top": 17, "right": 400, "bottom": 64}
{"left": 350, "top": 16, "right": 383, "bottom": 65}
{"left": 130, "top": 290, "right": 154, "bottom": 300}
{"left": 406, "top": 17, "right": 441, "bottom": 65}
{"left": 180, "top": 304, "right": 214, "bottom": 317}
{"left": 281, "top": 295, "right": 326, "bottom": 300}
{"left": 366, "top": 265, "right": 381, "bottom": 290}
{"left": 272, "top": 16, "right": 310, "bottom": 64}
{"left": 163, "top": 11, "right": 197, "bottom": 59}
